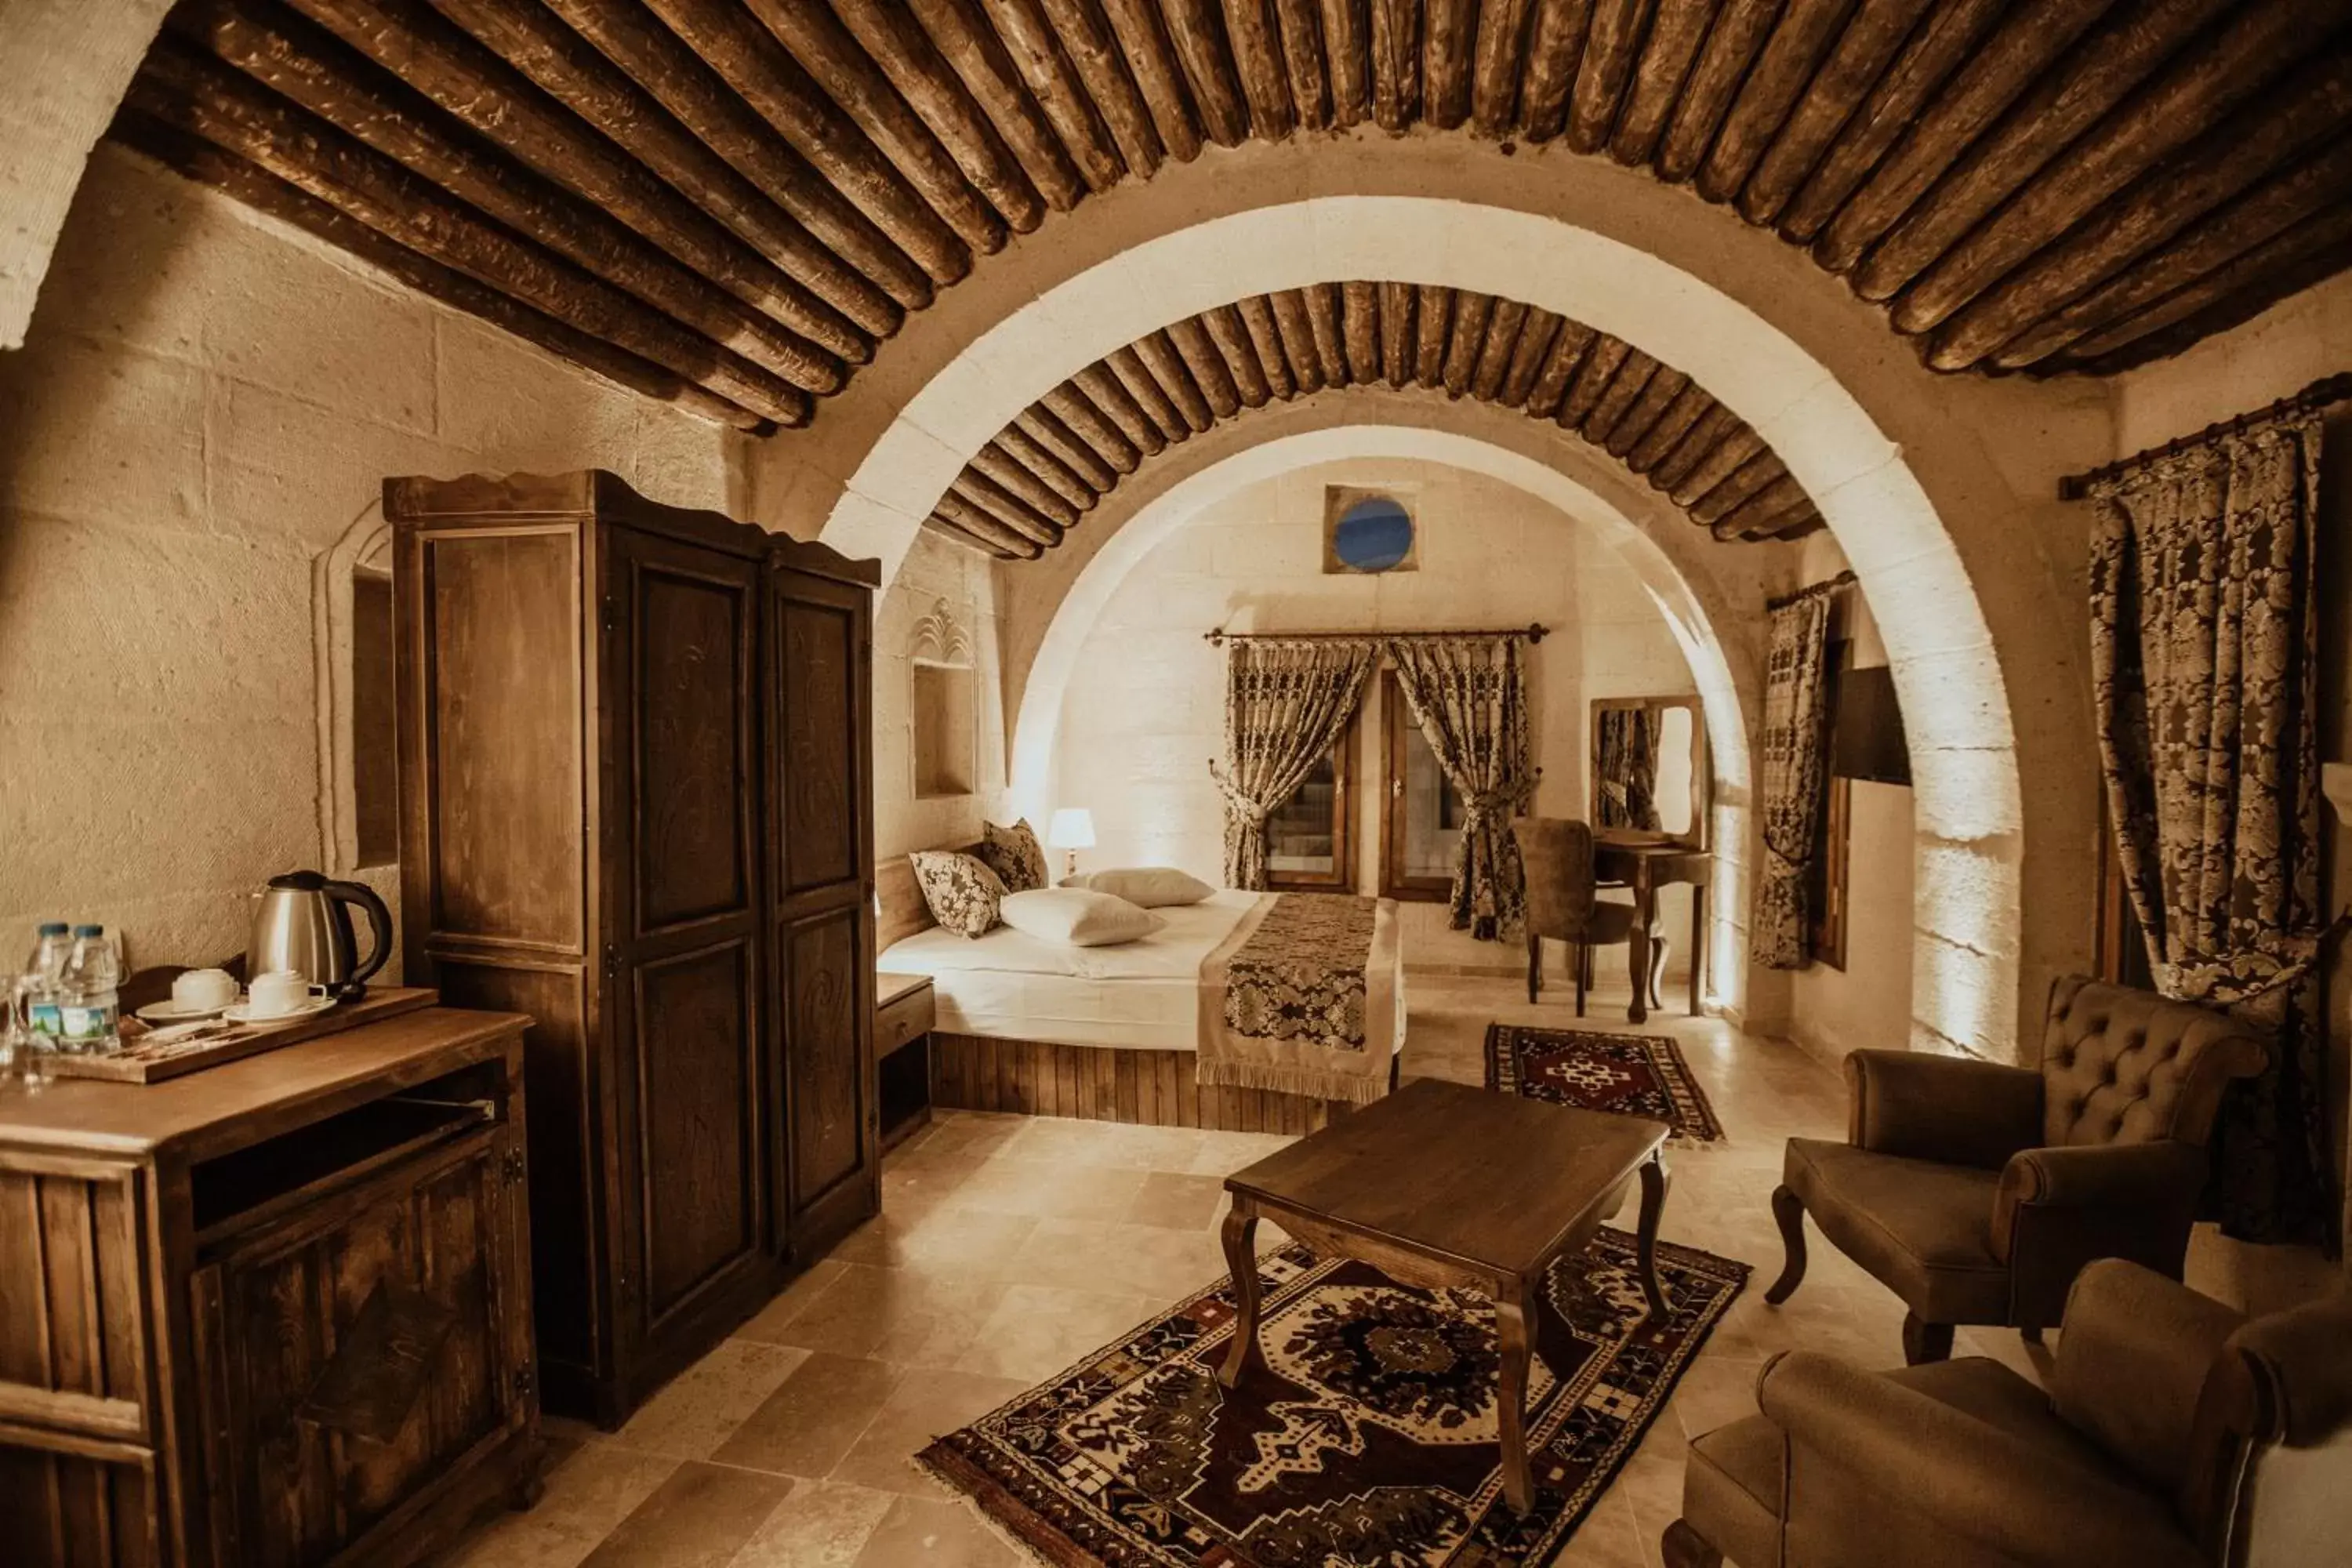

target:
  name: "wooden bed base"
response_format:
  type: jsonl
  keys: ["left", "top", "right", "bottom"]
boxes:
{"left": 931, "top": 1033, "right": 1363, "bottom": 1135}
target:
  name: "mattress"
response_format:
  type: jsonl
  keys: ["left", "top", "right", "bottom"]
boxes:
{"left": 877, "top": 891, "right": 1250, "bottom": 1052}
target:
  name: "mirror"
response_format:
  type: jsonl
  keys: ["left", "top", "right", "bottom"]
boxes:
{"left": 1590, "top": 696, "right": 1707, "bottom": 848}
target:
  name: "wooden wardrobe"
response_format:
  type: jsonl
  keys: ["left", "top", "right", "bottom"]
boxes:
{"left": 389, "top": 470, "right": 880, "bottom": 1426}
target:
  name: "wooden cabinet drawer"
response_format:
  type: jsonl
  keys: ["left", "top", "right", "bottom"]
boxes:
{"left": 877, "top": 983, "right": 935, "bottom": 1058}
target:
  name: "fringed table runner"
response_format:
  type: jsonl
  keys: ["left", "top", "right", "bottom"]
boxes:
{"left": 1197, "top": 892, "right": 1399, "bottom": 1104}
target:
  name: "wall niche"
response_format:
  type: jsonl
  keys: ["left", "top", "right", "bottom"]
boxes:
{"left": 912, "top": 598, "right": 976, "bottom": 800}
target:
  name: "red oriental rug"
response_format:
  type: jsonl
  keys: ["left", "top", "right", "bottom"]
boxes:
{"left": 1485, "top": 1025, "right": 1726, "bottom": 1143}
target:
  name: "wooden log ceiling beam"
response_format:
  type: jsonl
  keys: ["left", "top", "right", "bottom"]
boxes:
{"left": 114, "top": 112, "right": 774, "bottom": 432}
{"left": 1567, "top": 0, "right": 1650, "bottom": 155}
{"left": 924, "top": 284, "right": 1824, "bottom": 552}
{"left": 1275, "top": 0, "right": 1330, "bottom": 129}
{"left": 1096, "top": 0, "right": 1207, "bottom": 161}
{"left": 935, "top": 488, "right": 1048, "bottom": 554}
{"left": 1134, "top": 329, "right": 1217, "bottom": 429}
{"left": 1893, "top": 0, "right": 2335, "bottom": 335}
{"left": 1268, "top": 289, "right": 1324, "bottom": 393}
{"left": 424, "top": 0, "right": 894, "bottom": 345}
{"left": 1224, "top": 0, "right": 1298, "bottom": 139}
{"left": 1811, "top": 0, "right": 2116, "bottom": 276}
{"left": 1933, "top": 42, "right": 2352, "bottom": 371}
{"left": 533, "top": 0, "right": 930, "bottom": 314}
{"left": 1017, "top": 0, "right": 1162, "bottom": 180}
{"left": 1606, "top": 0, "right": 1716, "bottom": 168}
{"left": 1991, "top": 132, "right": 2352, "bottom": 371}
{"left": 1775, "top": 0, "right": 2005, "bottom": 243}
{"left": 1737, "top": 0, "right": 1934, "bottom": 225}
{"left": 1320, "top": 0, "right": 1370, "bottom": 128}
{"left": 1016, "top": 405, "right": 1120, "bottom": 489}
{"left": 641, "top": 0, "right": 973, "bottom": 285}
{"left": 128, "top": 40, "right": 812, "bottom": 424}
{"left": 1161, "top": 0, "right": 1251, "bottom": 143}
{"left": 170, "top": 0, "right": 852, "bottom": 390}
{"left": 2063, "top": 198, "right": 2352, "bottom": 365}
{"left": 1654, "top": 0, "right": 1778, "bottom": 185}
{"left": 993, "top": 422, "right": 1102, "bottom": 503}
{"left": 857, "top": 0, "right": 1089, "bottom": 209}
{"left": 1855, "top": 0, "right": 2267, "bottom": 306}
{"left": 278, "top": 0, "right": 852, "bottom": 379}
{"left": 742, "top": 0, "right": 1028, "bottom": 245}
{"left": 1424, "top": 0, "right": 1479, "bottom": 130}
{"left": 1517, "top": 0, "right": 1593, "bottom": 142}
{"left": 1524, "top": 318, "right": 1595, "bottom": 419}
{"left": 1695, "top": 0, "right": 1854, "bottom": 205}
{"left": 1369, "top": 0, "right": 1421, "bottom": 132}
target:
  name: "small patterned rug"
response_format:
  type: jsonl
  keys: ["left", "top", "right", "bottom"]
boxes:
{"left": 1486, "top": 1025, "right": 1726, "bottom": 1144}
{"left": 920, "top": 1229, "right": 1748, "bottom": 1566}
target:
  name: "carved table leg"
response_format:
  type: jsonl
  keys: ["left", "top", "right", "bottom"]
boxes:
{"left": 1765, "top": 1184, "right": 1808, "bottom": 1305}
{"left": 1626, "top": 874, "right": 1654, "bottom": 1024}
{"left": 1218, "top": 1196, "right": 1261, "bottom": 1389}
{"left": 1901, "top": 1311, "right": 1955, "bottom": 1366}
{"left": 1637, "top": 1151, "right": 1672, "bottom": 1319}
{"left": 1495, "top": 1273, "right": 1539, "bottom": 1513}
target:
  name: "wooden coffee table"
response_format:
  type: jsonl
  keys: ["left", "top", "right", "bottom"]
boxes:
{"left": 1216, "top": 1078, "right": 1671, "bottom": 1514}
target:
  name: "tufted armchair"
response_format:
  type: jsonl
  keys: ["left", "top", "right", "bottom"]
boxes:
{"left": 1767, "top": 976, "right": 2269, "bottom": 1363}
{"left": 1512, "top": 817, "right": 1639, "bottom": 1014}
{"left": 1661, "top": 1258, "right": 2352, "bottom": 1568}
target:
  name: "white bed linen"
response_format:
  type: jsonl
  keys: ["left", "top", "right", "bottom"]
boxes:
{"left": 880, "top": 891, "right": 1255, "bottom": 1051}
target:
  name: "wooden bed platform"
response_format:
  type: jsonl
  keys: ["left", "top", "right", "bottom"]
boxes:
{"left": 931, "top": 1033, "right": 1358, "bottom": 1134}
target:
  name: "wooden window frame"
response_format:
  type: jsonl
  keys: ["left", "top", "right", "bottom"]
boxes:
{"left": 1379, "top": 670, "right": 1456, "bottom": 902}
{"left": 1265, "top": 705, "right": 1359, "bottom": 894}
{"left": 1804, "top": 642, "right": 1851, "bottom": 970}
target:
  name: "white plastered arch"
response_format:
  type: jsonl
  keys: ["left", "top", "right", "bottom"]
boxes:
{"left": 1009, "top": 422, "right": 1759, "bottom": 1014}
{"left": 819, "top": 198, "right": 2022, "bottom": 1058}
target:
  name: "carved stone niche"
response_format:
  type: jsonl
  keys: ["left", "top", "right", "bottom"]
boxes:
{"left": 912, "top": 598, "right": 976, "bottom": 800}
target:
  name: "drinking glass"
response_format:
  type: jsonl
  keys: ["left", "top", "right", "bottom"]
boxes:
{"left": 2, "top": 975, "right": 52, "bottom": 1089}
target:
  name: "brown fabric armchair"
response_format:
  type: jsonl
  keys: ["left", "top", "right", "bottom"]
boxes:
{"left": 1769, "top": 976, "right": 2268, "bottom": 1363}
{"left": 1662, "top": 1258, "right": 2352, "bottom": 1568}
{"left": 1511, "top": 817, "right": 1639, "bottom": 1014}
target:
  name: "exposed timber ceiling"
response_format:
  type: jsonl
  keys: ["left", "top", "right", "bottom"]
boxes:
{"left": 108, "top": 2, "right": 2352, "bottom": 447}
{"left": 925, "top": 281, "right": 1825, "bottom": 557}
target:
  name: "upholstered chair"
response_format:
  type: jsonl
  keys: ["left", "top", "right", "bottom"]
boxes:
{"left": 1511, "top": 817, "right": 1639, "bottom": 1014}
{"left": 1662, "top": 1258, "right": 2352, "bottom": 1568}
{"left": 1768, "top": 976, "right": 2269, "bottom": 1363}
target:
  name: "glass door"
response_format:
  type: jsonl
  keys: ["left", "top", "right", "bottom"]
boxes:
{"left": 1264, "top": 712, "right": 1356, "bottom": 891}
{"left": 1381, "top": 672, "right": 1461, "bottom": 901}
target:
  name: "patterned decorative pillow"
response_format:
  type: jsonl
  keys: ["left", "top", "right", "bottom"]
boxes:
{"left": 976, "top": 818, "right": 1049, "bottom": 893}
{"left": 909, "top": 851, "right": 1007, "bottom": 938}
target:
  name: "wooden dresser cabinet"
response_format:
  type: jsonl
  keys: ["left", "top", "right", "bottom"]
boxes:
{"left": 0, "top": 1009, "right": 538, "bottom": 1568}
{"left": 387, "top": 470, "right": 882, "bottom": 1426}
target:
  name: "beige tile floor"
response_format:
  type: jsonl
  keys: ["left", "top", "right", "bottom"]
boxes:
{"left": 437, "top": 968, "right": 2041, "bottom": 1568}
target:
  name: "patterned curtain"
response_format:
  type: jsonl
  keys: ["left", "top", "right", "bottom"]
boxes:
{"left": 1210, "top": 640, "right": 1378, "bottom": 889}
{"left": 1388, "top": 637, "right": 1534, "bottom": 940}
{"left": 2089, "top": 419, "right": 2330, "bottom": 1246}
{"left": 1753, "top": 592, "right": 1836, "bottom": 969}
{"left": 1596, "top": 707, "right": 1664, "bottom": 831}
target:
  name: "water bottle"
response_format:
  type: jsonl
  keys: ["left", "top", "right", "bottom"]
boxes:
{"left": 58, "top": 925, "right": 122, "bottom": 1054}
{"left": 21, "top": 922, "right": 70, "bottom": 1037}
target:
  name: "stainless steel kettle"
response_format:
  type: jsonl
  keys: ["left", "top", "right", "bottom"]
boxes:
{"left": 248, "top": 871, "right": 393, "bottom": 998}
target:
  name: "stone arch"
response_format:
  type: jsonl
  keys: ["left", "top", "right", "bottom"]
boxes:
{"left": 1008, "top": 417, "right": 1763, "bottom": 1014}
{"left": 817, "top": 195, "right": 2026, "bottom": 1058}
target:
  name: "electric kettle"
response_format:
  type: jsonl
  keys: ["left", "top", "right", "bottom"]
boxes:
{"left": 248, "top": 871, "right": 393, "bottom": 999}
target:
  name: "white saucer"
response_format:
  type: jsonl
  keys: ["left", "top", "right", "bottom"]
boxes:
{"left": 136, "top": 998, "right": 232, "bottom": 1023}
{"left": 224, "top": 996, "right": 336, "bottom": 1025}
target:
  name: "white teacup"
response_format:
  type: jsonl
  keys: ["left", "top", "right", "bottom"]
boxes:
{"left": 172, "top": 967, "right": 238, "bottom": 1012}
{"left": 245, "top": 970, "right": 314, "bottom": 1019}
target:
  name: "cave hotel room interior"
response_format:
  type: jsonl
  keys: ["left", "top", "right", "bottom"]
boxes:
{"left": 13, "top": 1, "right": 2352, "bottom": 1566}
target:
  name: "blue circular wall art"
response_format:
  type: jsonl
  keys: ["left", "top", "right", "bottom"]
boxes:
{"left": 1331, "top": 495, "right": 1415, "bottom": 573}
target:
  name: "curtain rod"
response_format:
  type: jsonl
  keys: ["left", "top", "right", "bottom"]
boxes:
{"left": 2057, "top": 372, "right": 2352, "bottom": 500}
{"left": 1204, "top": 622, "right": 1548, "bottom": 644}
{"left": 1766, "top": 571, "right": 1855, "bottom": 612}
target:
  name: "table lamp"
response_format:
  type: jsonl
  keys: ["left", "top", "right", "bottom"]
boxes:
{"left": 1047, "top": 808, "right": 1095, "bottom": 880}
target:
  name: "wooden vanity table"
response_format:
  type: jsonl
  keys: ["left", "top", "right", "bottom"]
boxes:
{"left": 0, "top": 1007, "right": 540, "bottom": 1568}
{"left": 1594, "top": 833, "right": 1711, "bottom": 1024}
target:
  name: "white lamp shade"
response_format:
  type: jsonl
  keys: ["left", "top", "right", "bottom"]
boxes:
{"left": 1047, "top": 808, "right": 1096, "bottom": 850}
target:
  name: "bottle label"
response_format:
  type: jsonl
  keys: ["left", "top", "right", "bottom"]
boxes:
{"left": 28, "top": 1001, "right": 62, "bottom": 1035}
{"left": 61, "top": 1002, "right": 116, "bottom": 1040}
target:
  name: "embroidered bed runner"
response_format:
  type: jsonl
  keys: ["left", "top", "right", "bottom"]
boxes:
{"left": 1198, "top": 892, "right": 1400, "bottom": 1104}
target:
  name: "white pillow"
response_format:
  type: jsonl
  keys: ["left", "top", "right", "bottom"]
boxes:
{"left": 1061, "top": 866, "right": 1215, "bottom": 908}
{"left": 999, "top": 887, "right": 1164, "bottom": 947}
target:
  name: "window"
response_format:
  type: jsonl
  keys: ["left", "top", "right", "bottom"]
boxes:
{"left": 1381, "top": 671, "right": 1460, "bottom": 901}
{"left": 1323, "top": 486, "right": 1418, "bottom": 574}
{"left": 350, "top": 567, "right": 399, "bottom": 868}
{"left": 1265, "top": 710, "right": 1357, "bottom": 891}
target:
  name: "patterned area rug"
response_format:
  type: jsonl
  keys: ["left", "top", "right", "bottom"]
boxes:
{"left": 920, "top": 1229, "right": 1748, "bottom": 1566}
{"left": 1486, "top": 1025, "right": 1726, "bottom": 1144}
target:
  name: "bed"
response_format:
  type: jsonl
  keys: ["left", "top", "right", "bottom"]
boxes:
{"left": 877, "top": 850, "right": 1406, "bottom": 1134}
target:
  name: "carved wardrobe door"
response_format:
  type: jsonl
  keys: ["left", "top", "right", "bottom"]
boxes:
{"left": 766, "top": 560, "right": 877, "bottom": 1254}
{"left": 601, "top": 524, "right": 770, "bottom": 1382}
